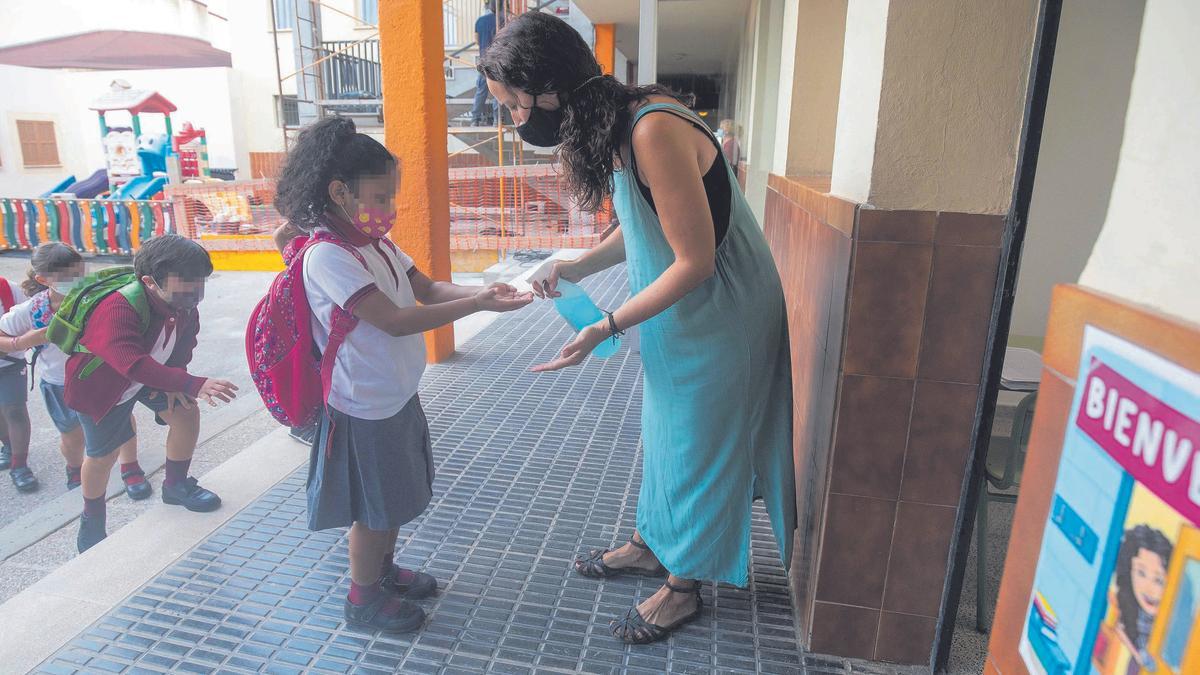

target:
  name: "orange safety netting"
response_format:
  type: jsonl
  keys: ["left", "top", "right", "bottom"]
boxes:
{"left": 448, "top": 163, "right": 611, "bottom": 251}
{"left": 164, "top": 179, "right": 281, "bottom": 252}
{"left": 164, "top": 167, "right": 610, "bottom": 254}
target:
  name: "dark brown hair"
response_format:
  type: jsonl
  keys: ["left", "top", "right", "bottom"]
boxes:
{"left": 23, "top": 242, "right": 83, "bottom": 296}
{"left": 478, "top": 11, "right": 685, "bottom": 211}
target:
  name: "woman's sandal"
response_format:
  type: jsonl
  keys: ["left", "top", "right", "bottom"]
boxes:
{"left": 610, "top": 579, "right": 704, "bottom": 644}
{"left": 574, "top": 537, "right": 668, "bottom": 578}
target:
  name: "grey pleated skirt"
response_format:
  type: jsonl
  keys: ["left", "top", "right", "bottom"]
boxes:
{"left": 306, "top": 395, "right": 434, "bottom": 531}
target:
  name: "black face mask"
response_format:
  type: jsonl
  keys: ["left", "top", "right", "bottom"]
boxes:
{"left": 515, "top": 94, "right": 565, "bottom": 147}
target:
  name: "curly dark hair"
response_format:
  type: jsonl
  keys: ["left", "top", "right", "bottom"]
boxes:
{"left": 1115, "top": 524, "right": 1173, "bottom": 650}
{"left": 274, "top": 117, "right": 396, "bottom": 230}
{"left": 23, "top": 242, "right": 83, "bottom": 296}
{"left": 479, "top": 11, "right": 685, "bottom": 212}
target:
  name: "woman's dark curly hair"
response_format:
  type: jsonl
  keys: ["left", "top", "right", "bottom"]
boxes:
{"left": 479, "top": 11, "right": 686, "bottom": 212}
{"left": 23, "top": 242, "right": 83, "bottom": 296}
{"left": 1115, "top": 524, "right": 1173, "bottom": 649}
{"left": 274, "top": 117, "right": 396, "bottom": 230}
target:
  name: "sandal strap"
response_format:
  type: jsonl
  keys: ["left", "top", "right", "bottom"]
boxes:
{"left": 121, "top": 468, "right": 145, "bottom": 480}
{"left": 629, "top": 537, "right": 651, "bottom": 551}
{"left": 664, "top": 579, "right": 701, "bottom": 594}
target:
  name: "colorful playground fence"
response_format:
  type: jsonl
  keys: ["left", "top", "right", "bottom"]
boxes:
{"left": 0, "top": 196, "right": 173, "bottom": 255}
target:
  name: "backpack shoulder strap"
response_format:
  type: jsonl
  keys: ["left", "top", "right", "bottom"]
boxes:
{"left": 310, "top": 230, "right": 369, "bottom": 266}
{"left": 0, "top": 278, "right": 14, "bottom": 312}
{"left": 117, "top": 279, "right": 151, "bottom": 334}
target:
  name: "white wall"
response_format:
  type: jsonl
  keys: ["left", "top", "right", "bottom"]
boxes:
{"left": 1010, "top": 0, "right": 1144, "bottom": 343}
{"left": 0, "top": 66, "right": 93, "bottom": 196}
{"left": 1079, "top": 0, "right": 1200, "bottom": 325}
{"left": 829, "top": 0, "right": 888, "bottom": 203}
{"left": 743, "top": 0, "right": 786, "bottom": 222}
{"left": 615, "top": 49, "right": 630, "bottom": 84}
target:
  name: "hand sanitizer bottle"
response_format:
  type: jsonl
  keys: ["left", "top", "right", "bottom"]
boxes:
{"left": 552, "top": 280, "right": 619, "bottom": 359}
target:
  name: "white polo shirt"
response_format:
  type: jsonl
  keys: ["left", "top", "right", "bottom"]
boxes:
{"left": 302, "top": 234, "right": 427, "bottom": 420}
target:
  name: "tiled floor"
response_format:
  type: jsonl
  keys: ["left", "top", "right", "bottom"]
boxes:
{"left": 35, "top": 267, "right": 815, "bottom": 675}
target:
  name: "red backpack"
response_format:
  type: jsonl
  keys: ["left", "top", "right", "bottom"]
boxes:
{"left": 245, "top": 230, "right": 368, "bottom": 430}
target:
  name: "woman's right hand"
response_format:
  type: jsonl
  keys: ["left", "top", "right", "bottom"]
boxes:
{"left": 532, "top": 260, "right": 583, "bottom": 299}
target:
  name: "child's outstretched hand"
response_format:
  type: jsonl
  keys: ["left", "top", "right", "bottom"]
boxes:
{"left": 474, "top": 283, "right": 534, "bottom": 313}
{"left": 198, "top": 378, "right": 239, "bottom": 406}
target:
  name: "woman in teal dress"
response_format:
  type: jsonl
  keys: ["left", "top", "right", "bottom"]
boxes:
{"left": 480, "top": 12, "right": 796, "bottom": 644}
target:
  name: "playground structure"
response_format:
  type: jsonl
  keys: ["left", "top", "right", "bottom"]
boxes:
{"left": 0, "top": 82, "right": 229, "bottom": 256}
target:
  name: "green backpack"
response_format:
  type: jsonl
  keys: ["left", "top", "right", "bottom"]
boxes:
{"left": 46, "top": 266, "right": 150, "bottom": 380}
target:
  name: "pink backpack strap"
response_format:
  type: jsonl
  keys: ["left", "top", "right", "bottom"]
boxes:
{"left": 303, "top": 230, "right": 372, "bottom": 457}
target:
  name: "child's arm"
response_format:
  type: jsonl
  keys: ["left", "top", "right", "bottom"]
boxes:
{"left": 81, "top": 298, "right": 206, "bottom": 397}
{"left": 408, "top": 269, "right": 522, "bottom": 306}
{"left": 353, "top": 285, "right": 532, "bottom": 338}
{"left": 0, "top": 328, "right": 47, "bottom": 354}
{"left": 273, "top": 222, "right": 305, "bottom": 255}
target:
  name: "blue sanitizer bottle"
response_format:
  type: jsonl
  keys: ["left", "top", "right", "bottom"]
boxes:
{"left": 553, "top": 280, "right": 620, "bottom": 359}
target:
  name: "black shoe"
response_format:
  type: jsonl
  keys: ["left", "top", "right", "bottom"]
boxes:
{"left": 0, "top": 445, "right": 10, "bottom": 471}
{"left": 11, "top": 466, "right": 39, "bottom": 492}
{"left": 77, "top": 513, "right": 107, "bottom": 553}
{"left": 381, "top": 566, "right": 438, "bottom": 600}
{"left": 122, "top": 468, "right": 153, "bottom": 501}
{"left": 344, "top": 593, "right": 425, "bottom": 633}
{"left": 162, "top": 476, "right": 221, "bottom": 512}
{"left": 289, "top": 424, "right": 318, "bottom": 445}
{"left": 66, "top": 467, "right": 81, "bottom": 490}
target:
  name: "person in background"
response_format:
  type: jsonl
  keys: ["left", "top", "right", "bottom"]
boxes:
{"left": 718, "top": 119, "right": 740, "bottom": 167}
{"left": 0, "top": 244, "right": 153, "bottom": 499}
{"left": 0, "top": 275, "right": 32, "bottom": 491}
{"left": 471, "top": 1, "right": 501, "bottom": 126}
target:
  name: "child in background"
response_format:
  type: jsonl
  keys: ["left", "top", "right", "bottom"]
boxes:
{"left": 0, "top": 243, "right": 152, "bottom": 498}
{"left": 0, "top": 275, "right": 31, "bottom": 491}
{"left": 273, "top": 117, "right": 532, "bottom": 632}
{"left": 67, "top": 235, "right": 238, "bottom": 552}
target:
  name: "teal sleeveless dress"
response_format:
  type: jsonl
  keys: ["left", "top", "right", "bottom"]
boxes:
{"left": 614, "top": 103, "right": 796, "bottom": 587}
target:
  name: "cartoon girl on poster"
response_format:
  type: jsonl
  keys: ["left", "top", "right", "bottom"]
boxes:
{"left": 1111, "top": 525, "right": 1173, "bottom": 674}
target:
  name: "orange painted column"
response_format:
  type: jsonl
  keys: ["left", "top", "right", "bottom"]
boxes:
{"left": 594, "top": 23, "right": 615, "bottom": 76}
{"left": 380, "top": 0, "right": 454, "bottom": 362}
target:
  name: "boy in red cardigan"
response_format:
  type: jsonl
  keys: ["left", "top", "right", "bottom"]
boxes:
{"left": 68, "top": 235, "right": 238, "bottom": 553}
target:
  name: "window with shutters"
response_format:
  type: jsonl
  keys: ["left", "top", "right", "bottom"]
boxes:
{"left": 16, "top": 120, "right": 60, "bottom": 168}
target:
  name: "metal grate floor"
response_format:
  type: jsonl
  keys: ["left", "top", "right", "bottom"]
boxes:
{"left": 36, "top": 266, "right": 806, "bottom": 675}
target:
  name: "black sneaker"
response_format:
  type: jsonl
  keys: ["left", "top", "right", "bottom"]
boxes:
{"left": 381, "top": 566, "right": 438, "bottom": 600}
{"left": 0, "top": 444, "right": 10, "bottom": 471}
{"left": 122, "top": 468, "right": 153, "bottom": 501}
{"left": 11, "top": 466, "right": 39, "bottom": 492}
{"left": 77, "top": 513, "right": 107, "bottom": 553}
{"left": 162, "top": 476, "right": 221, "bottom": 512}
{"left": 344, "top": 592, "right": 425, "bottom": 633}
{"left": 66, "top": 467, "right": 81, "bottom": 490}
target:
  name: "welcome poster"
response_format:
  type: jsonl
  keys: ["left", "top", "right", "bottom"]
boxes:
{"left": 1020, "top": 327, "right": 1200, "bottom": 675}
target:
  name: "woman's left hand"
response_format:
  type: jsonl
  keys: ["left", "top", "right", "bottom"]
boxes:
{"left": 532, "top": 322, "right": 608, "bottom": 372}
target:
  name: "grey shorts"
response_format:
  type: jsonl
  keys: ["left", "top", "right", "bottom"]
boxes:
{"left": 40, "top": 381, "right": 81, "bottom": 434}
{"left": 0, "top": 367, "right": 28, "bottom": 407}
{"left": 306, "top": 395, "right": 434, "bottom": 532}
{"left": 80, "top": 387, "right": 170, "bottom": 458}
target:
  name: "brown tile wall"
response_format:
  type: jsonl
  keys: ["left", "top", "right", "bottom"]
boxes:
{"left": 763, "top": 175, "right": 852, "bottom": 644}
{"left": 815, "top": 206, "right": 1003, "bottom": 666}
{"left": 763, "top": 179, "right": 1005, "bottom": 667}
